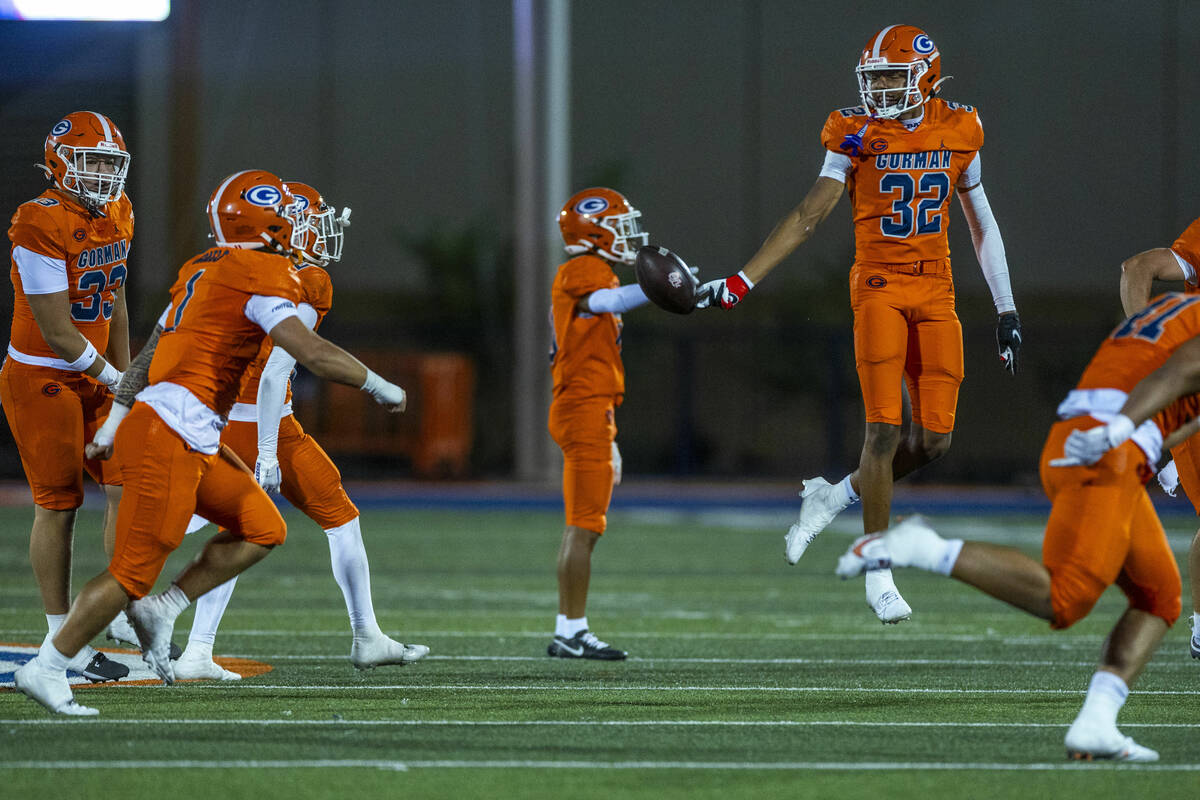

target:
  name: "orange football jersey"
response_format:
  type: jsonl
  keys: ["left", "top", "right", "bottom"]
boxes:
{"left": 150, "top": 247, "right": 302, "bottom": 416}
{"left": 7, "top": 189, "right": 134, "bottom": 359}
{"left": 549, "top": 254, "right": 623, "bottom": 403}
{"left": 1075, "top": 292, "right": 1200, "bottom": 437}
{"left": 1170, "top": 216, "right": 1200, "bottom": 294}
{"left": 235, "top": 263, "right": 333, "bottom": 405}
{"left": 821, "top": 98, "right": 983, "bottom": 264}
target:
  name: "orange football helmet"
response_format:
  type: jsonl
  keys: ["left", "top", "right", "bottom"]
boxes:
{"left": 856, "top": 25, "right": 947, "bottom": 119}
{"left": 558, "top": 187, "right": 648, "bottom": 265}
{"left": 40, "top": 111, "right": 130, "bottom": 210}
{"left": 206, "top": 170, "right": 305, "bottom": 254}
{"left": 285, "top": 180, "right": 350, "bottom": 266}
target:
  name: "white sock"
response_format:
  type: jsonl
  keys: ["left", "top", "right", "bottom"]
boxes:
{"left": 864, "top": 568, "right": 898, "bottom": 604}
{"left": 555, "top": 614, "right": 569, "bottom": 638}
{"left": 564, "top": 616, "right": 588, "bottom": 637}
{"left": 326, "top": 517, "right": 381, "bottom": 637}
{"left": 839, "top": 474, "right": 859, "bottom": 504}
{"left": 45, "top": 613, "right": 67, "bottom": 637}
{"left": 886, "top": 522, "right": 962, "bottom": 575}
{"left": 1075, "top": 670, "right": 1128, "bottom": 729}
{"left": 188, "top": 576, "right": 238, "bottom": 648}
{"left": 161, "top": 583, "right": 191, "bottom": 617}
{"left": 37, "top": 638, "right": 72, "bottom": 672}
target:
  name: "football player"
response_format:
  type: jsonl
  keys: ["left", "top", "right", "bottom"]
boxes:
{"left": 168, "top": 181, "right": 427, "bottom": 680}
{"left": 13, "top": 170, "right": 411, "bottom": 715}
{"left": 546, "top": 187, "right": 654, "bottom": 659}
{"left": 1118, "top": 216, "right": 1200, "bottom": 659}
{"left": 695, "top": 25, "right": 1018, "bottom": 624}
{"left": 2, "top": 112, "right": 134, "bottom": 682}
{"left": 836, "top": 291, "right": 1200, "bottom": 761}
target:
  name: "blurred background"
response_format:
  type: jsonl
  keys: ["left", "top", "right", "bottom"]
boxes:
{"left": 0, "top": 0, "right": 1196, "bottom": 489}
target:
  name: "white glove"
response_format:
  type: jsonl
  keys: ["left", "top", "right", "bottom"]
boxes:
{"left": 255, "top": 455, "right": 282, "bottom": 493}
{"left": 361, "top": 368, "right": 407, "bottom": 412}
{"left": 96, "top": 362, "right": 123, "bottom": 392}
{"left": 612, "top": 440, "right": 622, "bottom": 486}
{"left": 1158, "top": 459, "right": 1179, "bottom": 496}
{"left": 1049, "top": 415, "right": 1135, "bottom": 467}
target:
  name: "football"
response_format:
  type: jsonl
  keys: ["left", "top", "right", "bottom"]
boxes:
{"left": 634, "top": 245, "right": 699, "bottom": 315}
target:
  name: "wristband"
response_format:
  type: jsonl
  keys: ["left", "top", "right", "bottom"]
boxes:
{"left": 96, "top": 362, "right": 122, "bottom": 391}
{"left": 1107, "top": 415, "right": 1135, "bottom": 448}
{"left": 66, "top": 341, "right": 99, "bottom": 372}
{"left": 93, "top": 403, "right": 130, "bottom": 447}
{"left": 735, "top": 270, "right": 755, "bottom": 290}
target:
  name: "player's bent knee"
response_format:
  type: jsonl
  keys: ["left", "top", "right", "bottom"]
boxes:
{"left": 1048, "top": 568, "right": 1106, "bottom": 629}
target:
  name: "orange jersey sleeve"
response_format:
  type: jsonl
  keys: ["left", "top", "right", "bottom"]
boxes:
{"left": 150, "top": 247, "right": 302, "bottom": 416}
{"left": 821, "top": 99, "right": 983, "bottom": 265}
{"left": 549, "top": 255, "right": 624, "bottom": 403}
{"left": 1170, "top": 216, "right": 1200, "bottom": 289}
{"left": 7, "top": 191, "right": 133, "bottom": 359}
{"left": 235, "top": 264, "right": 333, "bottom": 405}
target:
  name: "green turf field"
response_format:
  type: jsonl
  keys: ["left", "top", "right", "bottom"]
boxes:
{"left": 1, "top": 504, "right": 1197, "bottom": 798}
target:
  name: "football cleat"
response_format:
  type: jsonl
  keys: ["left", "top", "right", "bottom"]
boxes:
{"left": 108, "top": 610, "right": 182, "bottom": 659}
{"left": 127, "top": 595, "right": 179, "bottom": 685}
{"left": 835, "top": 533, "right": 892, "bottom": 577}
{"left": 14, "top": 658, "right": 99, "bottom": 716}
{"left": 868, "top": 586, "right": 912, "bottom": 625}
{"left": 547, "top": 630, "right": 627, "bottom": 660}
{"left": 1065, "top": 721, "right": 1159, "bottom": 762}
{"left": 1191, "top": 634, "right": 1200, "bottom": 660}
{"left": 73, "top": 650, "right": 130, "bottom": 683}
{"left": 350, "top": 634, "right": 430, "bottom": 670}
{"left": 785, "top": 477, "right": 851, "bottom": 564}
{"left": 173, "top": 650, "right": 241, "bottom": 681}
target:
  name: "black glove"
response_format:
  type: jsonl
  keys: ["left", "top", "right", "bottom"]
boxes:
{"left": 996, "top": 312, "right": 1021, "bottom": 374}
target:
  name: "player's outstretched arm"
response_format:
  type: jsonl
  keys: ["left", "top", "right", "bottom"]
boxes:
{"left": 26, "top": 290, "right": 123, "bottom": 390}
{"left": 267, "top": 316, "right": 406, "bottom": 412}
{"left": 696, "top": 176, "right": 843, "bottom": 310}
{"left": 1120, "top": 248, "right": 1187, "bottom": 316}
{"left": 85, "top": 323, "right": 164, "bottom": 460}
{"left": 578, "top": 284, "right": 650, "bottom": 315}
{"left": 957, "top": 183, "right": 1020, "bottom": 374}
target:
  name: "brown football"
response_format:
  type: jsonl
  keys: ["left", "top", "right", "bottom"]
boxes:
{"left": 634, "top": 245, "right": 699, "bottom": 315}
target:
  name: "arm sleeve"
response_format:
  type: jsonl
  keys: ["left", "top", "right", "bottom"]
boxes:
{"left": 12, "top": 246, "right": 68, "bottom": 294}
{"left": 957, "top": 183, "right": 1016, "bottom": 314}
{"left": 255, "top": 303, "right": 315, "bottom": 458}
{"left": 819, "top": 151, "right": 853, "bottom": 183}
{"left": 1171, "top": 250, "right": 1197, "bottom": 284}
{"left": 585, "top": 284, "right": 650, "bottom": 314}
{"left": 244, "top": 294, "right": 300, "bottom": 333}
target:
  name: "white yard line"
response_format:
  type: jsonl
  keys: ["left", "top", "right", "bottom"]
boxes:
{"left": 6, "top": 718, "right": 1199, "bottom": 729}
{"left": 182, "top": 684, "right": 1196, "bottom": 695}
{"left": 3, "top": 759, "right": 1198, "bottom": 771}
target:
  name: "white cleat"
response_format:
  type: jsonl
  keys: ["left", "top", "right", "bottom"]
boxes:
{"left": 785, "top": 477, "right": 850, "bottom": 564}
{"left": 106, "top": 610, "right": 140, "bottom": 648}
{"left": 350, "top": 634, "right": 430, "bottom": 670}
{"left": 173, "top": 650, "right": 241, "bottom": 681}
{"left": 1065, "top": 720, "right": 1159, "bottom": 762}
{"left": 868, "top": 586, "right": 913, "bottom": 624}
{"left": 835, "top": 533, "right": 891, "bottom": 578}
{"left": 128, "top": 595, "right": 178, "bottom": 685}
{"left": 14, "top": 658, "right": 99, "bottom": 716}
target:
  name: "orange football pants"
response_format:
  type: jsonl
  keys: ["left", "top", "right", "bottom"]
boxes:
{"left": 548, "top": 396, "right": 616, "bottom": 534}
{"left": 1038, "top": 417, "right": 1181, "bottom": 629}
{"left": 220, "top": 415, "right": 359, "bottom": 530}
{"left": 849, "top": 260, "right": 963, "bottom": 434}
{"left": 107, "top": 402, "right": 286, "bottom": 597}
{"left": 0, "top": 356, "right": 123, "bottom": 509}
{"left": 1169, "top": 435, "right": 1200, "bottom": 516}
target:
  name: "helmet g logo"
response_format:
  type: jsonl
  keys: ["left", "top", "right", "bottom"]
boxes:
{"left": 51, "top": 119, "right": 72, "bottom": 136}
{"left": 292, "top": 194, "right": 310, "bottom": 212}
{"left": 913, "top": 34, "right": 935, "bottom": 54}
{"left": 574, "top": 197, "right": 610, "bottom": 216}
{"left": 245, "top": 185, "right": 283, "bottom": 207}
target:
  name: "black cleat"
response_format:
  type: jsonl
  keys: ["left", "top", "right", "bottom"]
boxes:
{"left": 79, "top": 652, "right": 130, "bottom": 683}
{"left": 1191, "top": 636, "right": 1199, "bottom": 660}
{"left": 547, "top": 629, "right": 627, "bottom": 661}
{"left": 170, "top": 642, "right": 182, "bottom": 661}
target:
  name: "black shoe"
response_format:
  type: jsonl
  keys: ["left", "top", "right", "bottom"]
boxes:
{"left": 79, "top": 652, "right": 130, "bottom": 683}
{"left": 1191, "top": 636, "right": 1199, "bottom": 659}
{"left": 170, "top": 642, "right": 182, "bottom": 661}
{"left": 547, "top": 630, "right": 627, "bottom": 660}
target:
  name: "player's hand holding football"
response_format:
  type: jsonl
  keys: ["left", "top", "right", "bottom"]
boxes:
{"left": 996, "top": 311, "right": 1022, "bottom": 374}
{"left": 695, "top": 270, "right": 754, "bottom": 310}
{"left": 1049, "top": 415, "right": 1134, "bottom": 467}
{"left": 361, "top": 369, "right": 407, "bottom": 413}
{"left": 255, "top": 455, "right": 282, "bottom": 493}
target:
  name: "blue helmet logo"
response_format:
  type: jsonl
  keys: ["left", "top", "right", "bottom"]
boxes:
{"left": 292, "top": 194, "right": 310, "bottom": 212}
{"left": 245, "top": 184, "right": 283, "bottom": 207}
{"left": 575, "top": 196, "right": 610, "bottom": 216}
{"left": 51, "top": 119, "right": 72, "bottom": 137}
{"left": 913, "top": 34, "right": 935, "bottom": 54}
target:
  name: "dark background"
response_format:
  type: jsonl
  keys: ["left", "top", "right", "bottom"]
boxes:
{"left": 0, "top": 0, "right": 1195, "bottom": 485}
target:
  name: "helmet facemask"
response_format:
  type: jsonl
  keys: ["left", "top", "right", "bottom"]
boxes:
{"left": 596, "top": 210, "right": 648, "bottom": 265}
{"left": 856, "top": 61, "right": 929, "bottom": 120}
{"left": 57, "top": 142, "right": 130, "bottom": 208}
{"left": 304, "top": 206, "right": 351, "bottom": 265}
